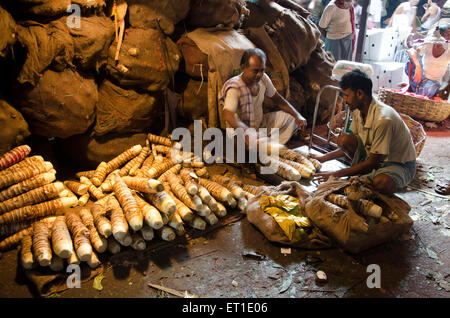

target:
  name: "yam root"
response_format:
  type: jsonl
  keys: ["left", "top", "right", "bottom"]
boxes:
{"left": 203, "top": 211, "right": 219, "bottom": 226}
{"left": 68, "top": 250, "right": 80, "bottom": 265}
{"left": 80, "top": 176, "right": 105, "bottom": 200}
{"left": 157, "top": 225, "right": 176, "bottom": 241}
{"left": 196, "top": 204, "right": 212, "bottom": 218}
{"left": 79, "top": 208, "right": 107, "bottom": 253}
{"left": 147, "top": 133, "right": 173, "bottom": 147}
{"left": 0, "top": 182, "right": 65, "bottom": 214}
{"left": 122, "top": 176, "right": 164, "bottom": 193}
{"left": 214, "top": 202, "right": 227, "bottom": 218}
{"left": 0, "top": 220, "right": 35, "bottom": 236}
{"left": 32, "top": 221, "right": 52, "bottom": 266}
{"left": 165, "top": 189, "right": 194, "bottom": 222}
{"left": 0, "top": 145, "right": 31, "bottom": 171}
{"left": 49, "top": 255, "right": 64, "bottom": 272}
{"left": 141, "top": 154, "right": 154, "bottom": 170}
{"left": 206, "top": 195, "right": 219, "bottom": 213}
{"left": 130, "top": 232, "right": 146, "bottom": 251}
{"left": 20, "top": 234, "right": 34, "bottom": 270}
{"left": 167, "top": 174, "right": 200, "bottom": 211}
{"left": 0, "top": 227, "right": 32, "bottom": 252}
{"left": 145, "top": 191, "right": 176, "bottom": 215}
{"left": 210, "top": 175, "right": 245, "bottom": 199}
{"left": 198, "top": 178, "right": 233, "bottom": 203}
{"left": 168, "top": 210, "right": 184, "bottom": 232}
{"left": 237, "top": 197, "right": 248, "bottom": 211}
{"left": 78, "top": 193, "right": 90, "bottom": 206}
{"left": 64, "top": 181, "right": 88, "bottom": 196}
{"left": 188, "top": 216, "right": 206, "bottom": 231}
{"left": 143, "top": 160, "right": 175, "bottom": 179}
{"left": 279, "top": 148, "right": 316, "bottom": 172}
{"left": 278, "top": 157, "right": 313, "bottom": 179}
{"left": 266, "top": 157, "right": 301, "bottom": 181}
{"left": 0, "top": 172, "right": 56, "bottom": 202}
{"left": 75, "top": 170, "right": 96, "bottom": 179}
{"left": 100, "top": 170, "right": 119, "bottom": 192}
{"left": 327, "top": 193, "right": 349, "bottom": 209}
{"left": 175, "top": 225, "right": 186, "bottom": 236}
{"left": 108, "top": 195, "right": 129, "bottom": 240}
{"left": 51, "top": 216, "right": 74, "bottom": 259}
{"left": 179, "top": 169, "right": 198, "bottom": 195}
{"left": 0, "top": 196, "right": 77, "bottom": 226}
{"left": 106, "top": 145, "right": 142, "bottom": 173}
{"left": 91, "top": 197, "right": 112, "bottom": 238}
{"left": 134, "top": 193, "right": 163, "bottom": 230}
{"left": 107, "top": 237, "right": 121, "bottom": 254}
{"left": 129, "top": 146, "right": 150, "bottom": 176}
{"left": 0, "top": 156, "right": 44, "bottom": 177}
{"left": 65, "top": 210, "right": 92, "bottom": 262}
{"left": 111, "top": 174, "right": 143, "bottom": 231}
{"left": 197, "top": 185, "right": 212, "bottom": 205}
{"left": 157, "top": 164, "right": 182, "bottom": 182}
{"left": 242, "top": 184, "right": 263, "bottom": 196}
{"left": 140, "top": 225, "right": 154, "bottom": 241}
{"left": 87, "top": 252, "right": 101, "bottom": 269}
{"left": 119, "top": 153, "right": 142, "bottom": 177}
{"left": 0, "top": 161, "right": 53, "bottom": 189}
{"left": 91, "top": 161, "right": 109, "bottom": 187}
{"left": 116, "top": 232, "right": 132, "bottom": 246}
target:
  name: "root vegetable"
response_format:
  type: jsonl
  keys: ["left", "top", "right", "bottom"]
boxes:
{"left": 203, "top": 212, "right": 218, "bottom": 226}
{"left": 65, "top": 210, "right": 92, "bottom": 262}
{"left": 79, "top": 208, "right": 107, "bottom": 253}
{"left": 106, "top": 145, "right": 143, "bottom": 173}
{"left": 129, "top": 146, "right": 150, "bottom": 176}
{"left": 165, "top": 190, "right": 194, "bottom": 222}
{"left": 206, "top": 195, "right": 219, "bottom": 213}
{"left": 100, "top": 170, "right": 119, "bottom": 192}
{"left": 0, "top": 156, "right": 44, "bottom": 176}
{"left": 91, "top": 198, "right": 112, "bottom": 238}
{"left": 78, "top": 193, "right": 90, "bottom": 206}
{"left": 147, "top": 133, "right": 173, "bottom": 147}
{"left": 49, "top": 255, "right": 64, "bottom": 272}
{"left": 197, "top": 185, "right": 212, "bottom": 205}
{"left": 161, "top": 212, "right": 170, "bottom": 225}
{"left": 145, "top": 191, "right": 176, "bottom": 215}
{"left": 188, "top": 216, "right": 206, "bottom": 230}
{"left": 116, "top": 231, "right": 132, "bottom": 246}
{"left": 327, "top": 193, "right": 348, "bottom": 208}
{"left": 242, "top": 184, "right": 263, "bottom": 196}
{"left": 68, "top": 250, "right": 80, "bottom": 265}
{"left": 143, "top": 160, "right": 176, "bottom": 179}
{"left": 91, "top": 162, "right": 109, "bottom": 187}
{"left": 75, "top": 170, "right": 95, "bottom": 179}
{"left": 108, "top": 195, "right": 129, "bottom": 241}
{"left": 266, "top": 157, "right": 301, "bottom": 181}
{"left": 107, "top": 237, "right": 121, "bottom": 254}
{"left": 244, "top": 192, "right": 255, "bottom": 200}
{"left": 51, "top": 216, "right": 74, "bottom": 259}
{"left": 307, "top": 156, "right": 322, "bottom": 171}
{"left": 237, "top": 197, "right": 248, "bottom": 211}
{"left": 122, "top": 176, "right": 164, "bottom": 193}
{"left": 0, "top": 182, "right": 65, "bottom": 214}
{"left": 141, "top": 154, "right": 154, "bottom": 170}
{"left": 175, "top": 225, "right": 186, "bottom": 236}
{"left": 179, "top": 169, "right": 198, "bottom": 195}
{"left": 279, "top": 148, "right": 316, "bottom": 172}
{"left": 0, "top": 196, "right": 77, "bottom": 226}
{"left": 184, "top": 160, "right": 204, "bottom": 169}
{"left": 227, "top": 197, "right": 237, "bottom": 208}
{"left": 158, "top": 164, "right": 182, "bottom": 182}
{"left": 214, "top": 202, "right": 227, "bottom": 217}
{"left": 119, "top": 153, "right": 142, "bottom": 177}
{"left": 0, "top": 227, "right": 32, "bottom": 251}
{"left": 0, "top": 221, "right": 34, "bottom": 236}
{"left": 131, "top": 233, "right": 146, "bottom": 251}
{"left": 87, "top": 252, "right": 101, "bottom": 269}
{"left": 167, "top": 174, "right": 200, "bottom": 211}
{"left": 196, "top": 204, "right": 212, "bottom": 218}
{"left": 111, "top": 173, "right": 143, "bottom": 231}
{"left": 210, "top": 175, "right": 245, "bottom": 199}
{"left": 168, "top": 211, "right": 184, "bottom": 232}
{"left": 80, "top": 176, "right": 105, "bottom": 200}
{"left": 32, "top": 221, "right": 52, "bottom": 266}
{"left": 0, "top": 172, "right": 56, "bottom": 202}
{"left": 0, "top": 161, "right": 53, "bottom": 189}
{"left": 140, "top": 225, "right": 154, "bottom": 241}
{"left": 157, "top": 225, "right": 176, "bottom": 241}
{"left": 198, "top": 178, "right": 232, "bottom": 203}
{"left": 20, "top": 235, "right": 34, "bottom": 270}
{"left": 0, "top": 145, "right": 31, "bottom": 171}
{"left": 64, "top": 181, "right": 88, "bottom": 196}
{"left": 355, "top": 199, "right": 383, "bottom": 218}
{"left": 134, "top": 194, "right": 163, "bottom": 230}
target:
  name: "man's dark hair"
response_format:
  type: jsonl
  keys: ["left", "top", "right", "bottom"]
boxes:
{"left": 240, "top": 48, "right": 267, "bottom": 68}
{"left": 340, "top": 69, "right": 373, "bottom": 97}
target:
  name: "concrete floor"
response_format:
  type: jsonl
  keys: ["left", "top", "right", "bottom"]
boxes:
{"left": 0, "top": 127, "right": 449, "bottom": 299}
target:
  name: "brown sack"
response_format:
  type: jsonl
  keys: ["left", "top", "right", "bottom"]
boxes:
{"left": 178, "top": 78, "right": 209, "bottom": 122}
{"left": 177, "top": 36, "right": 210, "bottom": 79}
{"left": 94, "top": 80, "right": 164, "bottom": 136}
{"left": 0, "top": 6, "right": 16, "bottom": 58}
{"left": 0, "top": 99, "right": 31, "bottom": 155}
{"left": 15, "top": 0, "right": 71, "bottom": 17}
{"left": 128, "top": 0, "right": 191, "bottom": 35}
{"left": 13, "top": 69, "right": 97, "bottom": 139}
{"left": 186, "top": 0, "right": 249, "bottom": 28}
{"left": 305, "top": 177, "right": 413, "bottom": 254}
{"left": 105, "top": 28, "right": 181, "bottom": 92}
{"left": 68, "top": 16, "right": 115, "bottom": 71}
{"left": 246, "top": 181, "right": 333, "bottom": 249}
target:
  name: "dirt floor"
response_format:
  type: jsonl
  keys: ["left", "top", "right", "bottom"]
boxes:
{"left": 0, "top": 122, "right": 449, "bottom": 299}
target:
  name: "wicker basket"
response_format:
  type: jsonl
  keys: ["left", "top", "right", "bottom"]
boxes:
{"left": 399, "top": 113, "right": 427, "bottom": 158}
{"left": 378, "top": 87, "right": 450, "bottom": 122}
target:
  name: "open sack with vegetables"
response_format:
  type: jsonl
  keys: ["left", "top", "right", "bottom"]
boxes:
{"left": 246, "top": 181, "right": 332, "bottom": 249}
{"left": 304, "top": 176, "right": 413, "bottom": 254}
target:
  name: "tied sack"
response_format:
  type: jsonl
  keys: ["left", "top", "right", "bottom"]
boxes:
{"left": 246, "top": 181, "right": 332, "bottom": 249}
{"left": 304, "top": 177, "right": 413, "bottom": 254}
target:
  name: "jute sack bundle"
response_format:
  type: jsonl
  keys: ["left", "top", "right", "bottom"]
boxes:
{"left": 176, "top": 36, "right": 209, "bottom": 80}
{"left": 105, "top": 28, "right": 180, "bottom": 92}
{"left": 246, "top": 181, "right": 333, "bottom": 249}
{"left": 128, "top": 0, "right": 190, "bottom": 35}
{"left": 0, "top": 99, "right": 31, "bottom": 155}
{"left": 16, "top": 19, "right": 74, "bottom": 86}
{"left": 0, "top": 6, "right": 16, "bottom": 58}
{"left": 94, "top": 80, "right": 164, "bottom": 136}
{"left": 14, "top": 0, "right": 71, "bottom": 17}
{"left": 304, "top": 177, "right": 413, "bottom": 254}
{"left": 13, "top": 69, "right": 97, "bottom": 139}
{"left": 68, "top": 16, "right": 115, "bottom": 71}
{"left": 186, "top": 0, "right": 249, "bottom": 28}
{"left": 178, "top": 78, "right": 209, "bottom": 122}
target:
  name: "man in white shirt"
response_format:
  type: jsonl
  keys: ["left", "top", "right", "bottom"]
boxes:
{"left": 219, "top": 48, "right": 307, "bottom": 148}
{"left": 312, "top": 69, "right": 416, "bottom": 195}
{"left": 319, "top": 0, "right": 355, "bottom": 61}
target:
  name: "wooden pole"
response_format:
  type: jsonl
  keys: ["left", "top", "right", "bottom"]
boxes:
{"left": 355, "top": 0, "right": 370, "bottom": 62}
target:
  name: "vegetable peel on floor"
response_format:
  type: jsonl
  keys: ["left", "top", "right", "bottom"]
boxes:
{"left": 93, "top": 275, "right": 105, "bottom": 291}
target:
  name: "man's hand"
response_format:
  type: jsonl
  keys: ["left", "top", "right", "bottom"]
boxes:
{"left": 413, "top": 66, "right": 422, "bottom": 83}
{"left": 295, "top": 117, "right": 307, "bottom": 131}
{"left": 313, "top": 171, "right": 338, "bottom": 183}
{"left": 309, "top": 153, "right": 327, "bottom": 163}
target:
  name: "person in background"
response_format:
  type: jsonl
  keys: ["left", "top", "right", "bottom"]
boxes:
{"left": 319, "top": 0, "right": 356, "bottom": 61}
{"left": 354, "top": 0, "right": 363, "bottom": 28}
{"left": 309, "top": 0, "right": 332, "bottom": 24}
{"left": 405, "top": 26, "right": 450, "bottom": 98}
{"left": 421, "top": 0, "right": 441, "bottom": 30}
{"left": 368, "top": 0, "right": 383, "bottom": 28}
{"left": 388, "top": 0, "right": 419, "bottom": 31}
{"left": 312, "top": 69, "right": 417, "bottom": 195}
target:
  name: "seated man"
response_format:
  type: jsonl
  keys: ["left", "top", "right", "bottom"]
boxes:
{"left": 405, "top": 26, "right": 450, "bottom": 98}
{"left": 312, "top": 69, "right": 417, "bottom": 195}
{"left": 219, "top": 48, "right": 307, "bottom": 147}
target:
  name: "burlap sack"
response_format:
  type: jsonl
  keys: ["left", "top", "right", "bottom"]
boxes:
{"left": 176, "top": 36, "right": 210, "bottom": 80}
{"left": 71, "top": 0, "right": 106, "bottom": 9}
{"left": 305, "top": 178, "right": 413, "bottom": 254}
{"left": 128, "top": 0, "right": 191, "bottom": 35}
{"left": 0, "top": 99, "right": 31, "bottom": 155}
{"left": 15, "top": 0, "right": 71, "bottom": 17}
{"left": 105, "top": 28, "right": 181, "bottom": 92}
{"left": 265, "top": 5, "right": 320, "bottom": 72}
{"left": 16, "top": 19, "right": 74, "bottom": 86}
{"left": 0, "top": 6, "right": 16, "bottom": 58}
{"left": 68, "top": 16, "right": 115, "bottom": 71}
{"left": 94, "top": 80, "right": 164, "bottom": 136}
{"left": 246, "top": 181, "right": 333, "bottom": 249}
{"left": 178, "top": 78, "right": 209, "bottom": 122}
{"left": 13, "top": 69, "right": 97, "bottom": 139}
{"left": 186, "top": 0, "right": 249, "bottom": 28}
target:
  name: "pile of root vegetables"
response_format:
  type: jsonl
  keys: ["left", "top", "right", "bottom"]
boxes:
{"left": 0, "top": 135, "right": 259, "bottom": 272}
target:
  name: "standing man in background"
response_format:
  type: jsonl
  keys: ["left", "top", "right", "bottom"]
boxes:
{"left": 319, "top": 0, "right": 356, "bottom": 61}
